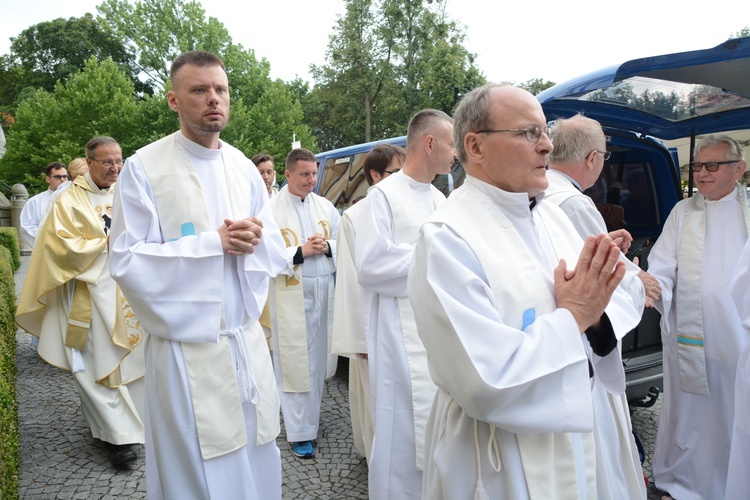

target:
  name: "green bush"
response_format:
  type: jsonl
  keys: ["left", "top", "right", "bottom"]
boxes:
{"left": 0, "top": 244, "right": 18, "bottom": 499}
{"left": 0, "top": 229, "right": 20, "bottom": 273}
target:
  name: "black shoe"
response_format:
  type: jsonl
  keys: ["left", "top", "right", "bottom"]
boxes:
{"left": 104, "top": 443, "right": 137, "bottom": 467}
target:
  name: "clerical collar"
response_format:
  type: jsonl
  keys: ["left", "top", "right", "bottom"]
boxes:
{"left": 176, "top": 131, "right": 223, "bottom": 160}
{"left": 85, "top": 172, "right": 112, "bottom": 194}
{"left": 465, "top": 176, "right": 544, "bottom": 219}
{"left": 284, "top": 188, "right": 308, "bottom": 203}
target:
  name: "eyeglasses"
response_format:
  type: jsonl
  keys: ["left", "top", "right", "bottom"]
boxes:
{"left": 50, "top": 175, "right": 69, "bottom": 180}
{"left": 384, "top": 168, "right": 401, "bottom": 175}
{"left": 592, "top": 150, "right": 612, "bottom": 161}
{"left": 476, "top": 125, "right": 550, "bottom": 144}
{"left": 690, "top": 160, "right": 738, "bottom": 172}
{"left": 89, "top": 158, "right": 124, "bottom": 168}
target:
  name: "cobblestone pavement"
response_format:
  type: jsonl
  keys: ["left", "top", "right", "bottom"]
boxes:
{"left": 15, "top": 254, "right": 662, "bottom": 499}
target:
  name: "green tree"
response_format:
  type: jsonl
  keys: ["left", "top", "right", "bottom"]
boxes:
{"left": 0, "top": 58, "right": 24, "bottom": 112}
{"left": 98, "top": 0, "right": 315, "bottom": 159}
{"left": 223, "top": 81, "right": 317, "bottom": 158}
{"left": 310, "top": 0, "right": 396, "bottom": 147}
{"left": 309, "top": 0, "right": 484, "bottom": 149}
{"left": 290, "top": 77, "right": 349, "bottom": 153}
{"left": 0, "top": 14, "right": 146, "bottom": 110}
{"left": 518, "top": 78, "right": 556, "bottom": 96}
{"left": 407, "top": 12, "right": 485, "bottom": 116}
{"left": 0, "top": 57, "right": 139, "bottom": 192}
{"left": 0, "top": 0, "right": 315, "bottom": 189}
{"left": 98, "top": 0, "right": 239, "bottom": 91}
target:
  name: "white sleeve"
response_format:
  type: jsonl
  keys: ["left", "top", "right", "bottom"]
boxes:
{"left": 326, "top": 204, "right": 341, "bottom": 271}
{"left": 331, "top": 212, "right": 367, "bottom": 356}
{"left": 354, "top": 188, "right": 414, "bottom": 296}
{"left": 19, "top": 196, "right": 43, "bottom": 248}
{"left": 561, "top": 196, "right": 646, "bottom": 313}
{"left": 731, "top": 238, "right": 750, "bottom": 330}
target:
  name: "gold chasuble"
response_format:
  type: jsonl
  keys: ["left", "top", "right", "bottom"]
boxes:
{"left": 16, "top": 173, "right": 143, "bottom": 388}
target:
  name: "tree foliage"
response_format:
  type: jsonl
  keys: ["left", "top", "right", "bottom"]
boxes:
{"left": 308, "top": 0, "right": 485, "bottom": 150}
{"left": 98, "top": 0, "right": 236, "bottom": 92}
{"left": 0, "top": 57, "right": 138, "bottom": 192}
{"left": 0, "top": 0, "right": 316, "bottom": 189}
{"left": 97, "top": 0, "right": 316, "bottom": 154}
{"left": 310, "top": 0, "right": 395, "bottom": 147}
{"left": 0, "top": 0, "right": 576, "bottom": 188}
{"left": 0, "top": 14, "right": 146, "bottom": 111}
{"left": 518, "top": 78, "right": 556, "bottom": 96}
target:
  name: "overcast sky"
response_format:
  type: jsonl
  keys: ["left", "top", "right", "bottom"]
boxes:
{"left": 1, "top": 0, "right": 748, "bottom": 86}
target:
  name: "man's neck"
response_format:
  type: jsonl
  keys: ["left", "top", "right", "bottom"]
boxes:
{"left": 83, "top": 172, "right": 110, "bottom": 191}
{"left": 401, "top": 160, "right": 432, "bottom": 184}
{"left": 182, "top": 129, "right": 221, "bottom": 149}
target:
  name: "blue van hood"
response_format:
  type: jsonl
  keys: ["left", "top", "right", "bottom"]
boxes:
{"left": 537, "top": 37, "right": 750, "bottom": 140}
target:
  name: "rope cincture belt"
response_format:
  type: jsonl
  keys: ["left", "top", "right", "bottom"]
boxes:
{"left": 473, "top": 419, "right": 501, "bottom": 500}
{"left": 221, "top": 326, "right": 260, "bottom": 405}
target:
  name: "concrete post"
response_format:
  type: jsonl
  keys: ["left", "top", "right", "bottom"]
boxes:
{"left": 11, "top": 184, "right": 31, "bottom": 255}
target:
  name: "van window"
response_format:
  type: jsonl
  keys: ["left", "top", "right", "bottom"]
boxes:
{"left": 318, "top": 153, "right": 370, "bottom": 212}
{"left": 586, "top": 152, "right": 662, "bottom": 237}
{"left": 620, "top": 163, "right": 659, "bottom": 230}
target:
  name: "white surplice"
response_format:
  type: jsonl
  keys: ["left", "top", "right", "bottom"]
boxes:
{"left": 728, "top": 237, "right": 750, "bottom": 500}
{"left": 331, "top": 197, "right": 375, "bottom": 460}
{"left": 649, "top": 186, "right": 750, "bottom": 500}
{"left": 545, "top": 168, "right": 647, "bottom": 500}
{"left": 408, "top": 176, "right": 642, "bottom": 500}
{"left": 109, "top": 132, "right": 287, "bottom": 499}
{"left": 268, "top": 187, "right": 340, "bottom": 443}
{"left": 354, "top": 170, "right": 446, "bottom": 499}
{"left": 19, "top": 189, "right": 52, "bottom": 248}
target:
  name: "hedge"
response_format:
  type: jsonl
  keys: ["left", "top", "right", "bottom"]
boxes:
{"left": 0, "top": 227, "right": 20, "bottom": 499}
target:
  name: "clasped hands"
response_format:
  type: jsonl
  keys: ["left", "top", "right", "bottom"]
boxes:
{"left": 555, "top": 234, "right": 626, "bottom": 333}
{"left": 301, "top": 233, "right": 329, "bottom": 258}
{"left": 219, "top": 217, "right": 263, "bottom": 255}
